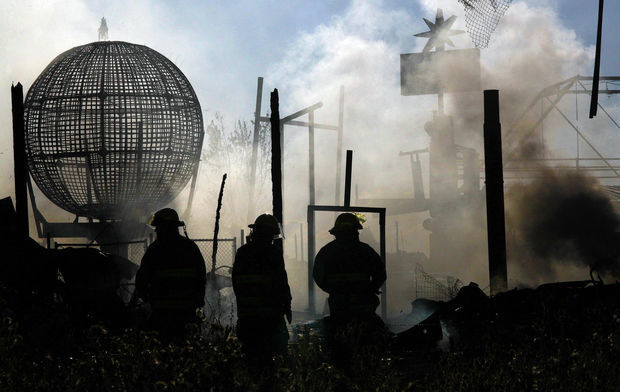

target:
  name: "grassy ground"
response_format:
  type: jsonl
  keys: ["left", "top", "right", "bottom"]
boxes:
{"left": 1, "top": 288, "right": 619, "bottom": 391}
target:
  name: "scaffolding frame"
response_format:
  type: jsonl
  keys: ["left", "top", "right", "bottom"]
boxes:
{"left": 247, "top": 77, "right": 345, "bottom": 222}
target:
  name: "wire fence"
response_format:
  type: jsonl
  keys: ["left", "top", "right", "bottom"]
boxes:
{"left": 414, "top": 263, "right": 462, "bottom": 301}
{"left": 192, "top": 238, "right": 237, "bottom": 277}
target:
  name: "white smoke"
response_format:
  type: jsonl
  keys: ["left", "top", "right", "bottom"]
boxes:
{"left": 263, "top": 0, "right": 598, "bottom": 310}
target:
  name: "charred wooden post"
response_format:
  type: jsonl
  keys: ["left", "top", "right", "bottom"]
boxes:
{"left": 344, "top": 150, "right": 353, "bottom": 207}
{"left": 270, "top": 89, "right": 283, "bottom": 252}
{"left": 212, "top": 174, "right": 227, "bottom": 276}
{"left": 589, "top": 0, "right": 604, "bottom": 118}
{"left": 483, "top": 90, "right": 508, "bottom": 295}
{"left": 11, "top": 83, "right": 28, "bottom": 237}
{"left": 379, "top": 211, "right": 387, "bottom": 320}
{"left": 307, "top": 206, "right": 315, "bottom": 312}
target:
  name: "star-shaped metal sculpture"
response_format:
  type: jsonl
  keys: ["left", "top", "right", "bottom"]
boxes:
{"left": 414, "top": 8, "right": 465, "bottom": 53}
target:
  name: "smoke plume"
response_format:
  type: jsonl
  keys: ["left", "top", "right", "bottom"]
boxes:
{"left": 506, "top": 168, "right": 620, "bottom": 283}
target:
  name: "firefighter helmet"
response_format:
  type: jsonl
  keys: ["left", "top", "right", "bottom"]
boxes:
{"left": 249, "top": 214, "right": 281, "bottom": 235}
{"left": 329, "top": 213, "right": 363, "bottom": 234}
{"left": 148, "top": 208, "right": 184, "bottom": 227}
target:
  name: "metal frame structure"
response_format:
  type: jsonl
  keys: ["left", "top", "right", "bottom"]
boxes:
{"left": 23, "top": 41, "right": 204, "bottom": 222}
{"left": 504, "top": 76, "right": 620, "bottom": 180}
{"left": 247, "top": 77, "right": 345, "bottom": 221}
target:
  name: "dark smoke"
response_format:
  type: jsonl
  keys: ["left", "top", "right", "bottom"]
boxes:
{"left": 506, "top": 168, "right": 620, "bottom": 282}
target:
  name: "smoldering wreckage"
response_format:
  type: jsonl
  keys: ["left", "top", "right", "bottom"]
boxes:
{"left": 2, "top": 185, "right": 620, "bottom": 356}
{"left": 2, "top": 7, "right": 620, "bottom": 379}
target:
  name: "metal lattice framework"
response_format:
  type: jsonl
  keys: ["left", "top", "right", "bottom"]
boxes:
{"left": 458, "top": 0, "right": 513, "bottom": 48}
{"left": 24, "top": 41, "right": 204, "bottom": 219}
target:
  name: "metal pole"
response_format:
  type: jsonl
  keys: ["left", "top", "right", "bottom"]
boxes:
{"left": 136, "top": 122, "right": 143, "bottom": 194}
{"left": 483, "top": 90, "right": 508, "bottom": 295}
{"left": 438, "top": 92, "right": 444, "bottom": 115}
{"left": 395, "top": 220, "right": 400, "bottom": 254}
{"left": 294, "top": 233, "right": 298, "bottom": 261}
{"left": 299, "top": 222, "right": 304, "bottom": 262}
{"left": 240, "top": 229, "right": 245, "bottom": 247}
{"left": 11, "top": 83, "right": 27, "bottom": 237}
{"left": 589, "top": 0, "right": 604, "bottom": 118}
{"left": 411, "top": 153, "right": 425, "bottom": 201}
{"left": 309, "top": 110, "right": 316, "bottom": 205}
{"left": 344, "top": 150, "right": 352, "bottom": 207}
{"left": 184, "top": 127, "right": 204, "bottom": 221}
{"left": 335, "top": 86, "right": 344, "bottom": 205}
{"left": 437, "top": 43, "right": 445, "bottom": 115}
{"left": 248, "top": 77, "right": 264, "bottom": 222}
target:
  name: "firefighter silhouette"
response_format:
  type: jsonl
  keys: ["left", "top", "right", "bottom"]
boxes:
{"left": 135, "top": 208, "right": 206, "bottom": 339}
{"left": 232, "top": 214, "right": 292, "bottom": 357}
{"left": 313, "top": 213, "right": 386, "bottom": 319}
{"left": 313, "top": 213, "right": 389, "bottom": 366}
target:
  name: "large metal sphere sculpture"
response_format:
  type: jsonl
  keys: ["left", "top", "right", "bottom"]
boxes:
{"left": 23, "top": 41, "right": 203, "bottom": 219}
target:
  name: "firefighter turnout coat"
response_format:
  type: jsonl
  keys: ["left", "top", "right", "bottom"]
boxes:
{"left": 136, "top": 234, "right": 206, "bottom": 313}
{"left": 232, "top": 242, "right": 292, "bottom": 319}
{"left": 313, "top": 238, "right": 386, "bottom": 317}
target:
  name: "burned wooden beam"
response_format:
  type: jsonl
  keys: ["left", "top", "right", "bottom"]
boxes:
{"left": 344, "top": 150, "right": 353, "bottom": 207}
{"left": 11, "top": 83, "right": 28, "bottom": 237}
{"left": 589, "top": 0, "right": 604, "bottom": 118}
{"left": 483, "top": 90, "right": 507, "bottom": 295}
{"left": 270, "top": 89, "right": 283, "bottom": 252}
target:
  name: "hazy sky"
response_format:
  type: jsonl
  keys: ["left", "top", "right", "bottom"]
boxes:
{"left": 0, "top": 0, "right": 618, "bottom": 229}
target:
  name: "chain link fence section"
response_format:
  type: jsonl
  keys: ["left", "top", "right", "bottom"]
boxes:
{"left": 414, "top": 263, "right": 463, "bottom": 301}
{"left": 192, "top": 238, "right": 237, "bottom": 277}
{"left": 128, "top": 242, "right": 148, "bottom": 264}
{"left": 458, "top": 0, "right": 513, "bottom": 48}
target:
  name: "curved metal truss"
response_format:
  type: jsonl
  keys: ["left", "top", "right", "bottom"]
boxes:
{"left": 24, "top": 41, "right": 204, "bottom": 219}
{"left": 504, "top": 76, "right": 620, "bottom": 180}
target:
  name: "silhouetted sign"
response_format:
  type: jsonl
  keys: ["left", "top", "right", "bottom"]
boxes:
{"left": 400, "top": 48, "right": 481, "bottom": 96}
